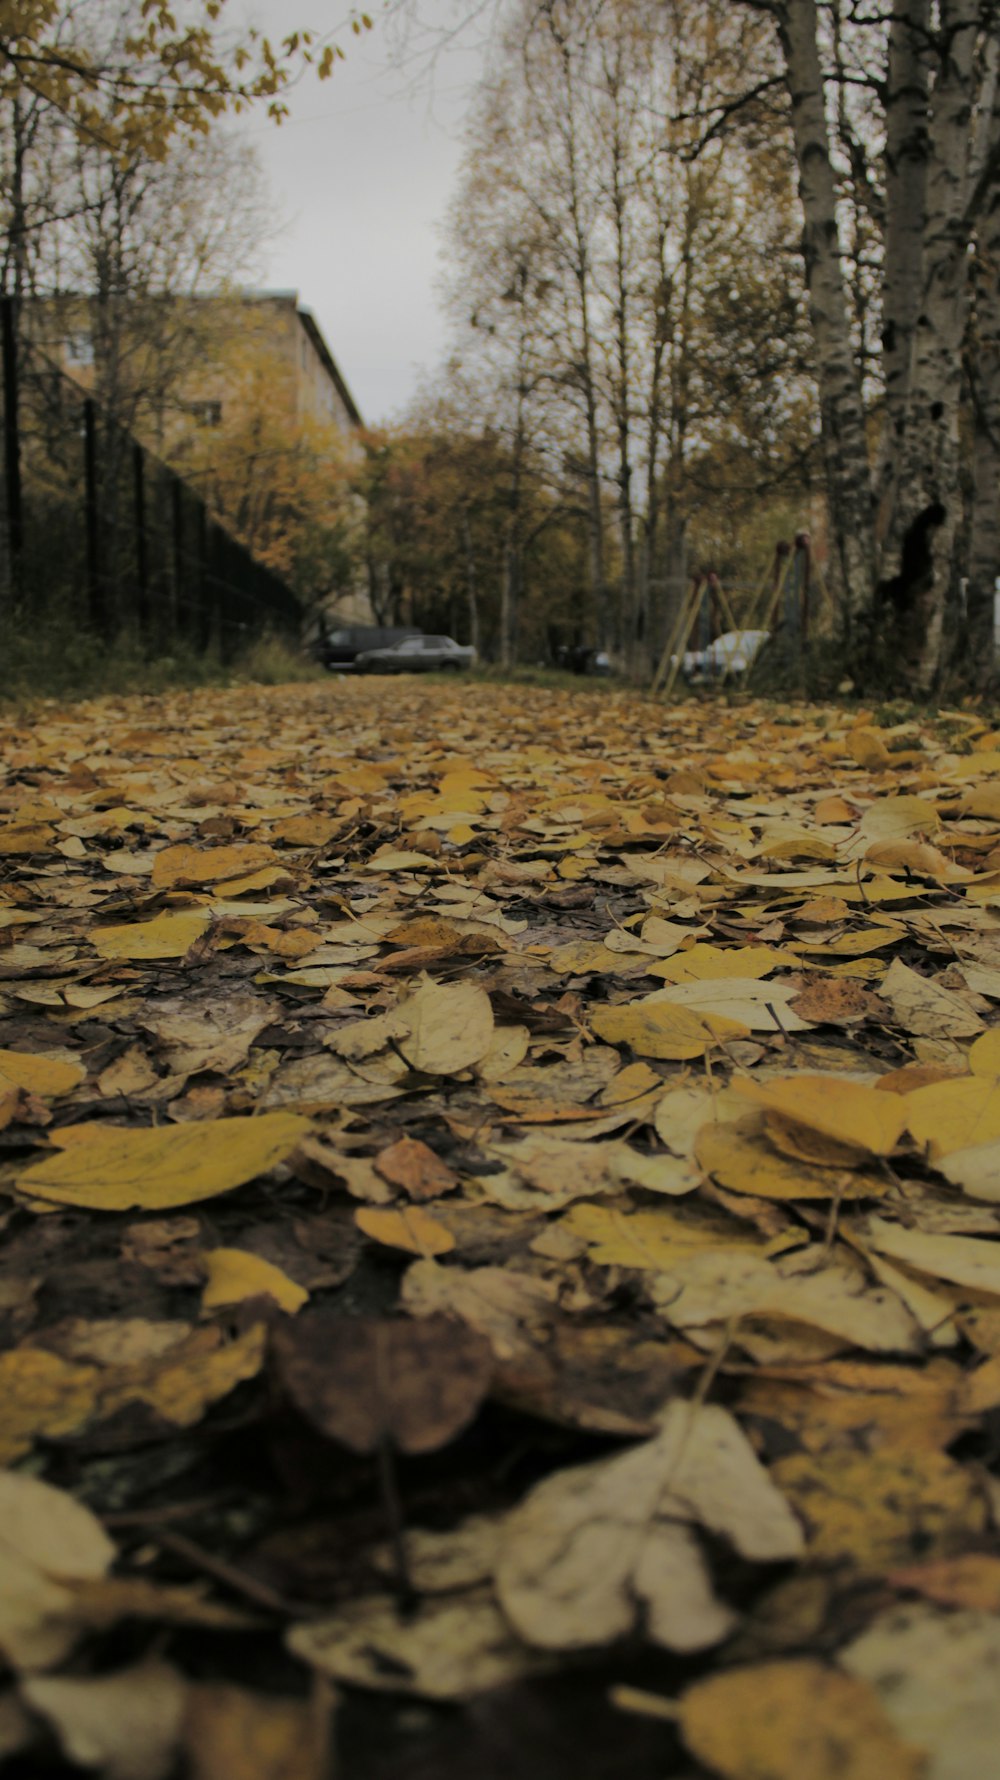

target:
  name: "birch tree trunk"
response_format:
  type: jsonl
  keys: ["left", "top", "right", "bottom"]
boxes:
{"left": 776, "top": 0, "right": 875, "bottom": 639}
{"left": 876, "top": 0, "right": 931, "bottom": 528}
{"left": 967, "top": 55, "right": 1000, "bottom": 683}
{"left": 887, "top": 0, "right": 978, "bottom": 689}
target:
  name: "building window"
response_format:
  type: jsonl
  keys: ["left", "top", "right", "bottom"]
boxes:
{"left": 65, "top": 332, "right": 94, "bottom": 367}
{"left": 188, "top": 400, "right": 222, "bottom": 428}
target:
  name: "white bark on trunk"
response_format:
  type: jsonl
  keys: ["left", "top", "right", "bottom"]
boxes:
{"left": 889, "top": 0, "right": 978, "bottom": 689}
{"left": 967, "top": 58, "right": 1000, "bottom": 682}
{"left": 776, "top": 0, "right": 875, "bottom": 633}
{"left": 876, "top": 0, "right": 931, "bottom": 529}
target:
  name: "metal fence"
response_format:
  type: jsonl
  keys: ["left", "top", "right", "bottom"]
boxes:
{"left": 0, "top": 296, "right": 301, "bottom": 658}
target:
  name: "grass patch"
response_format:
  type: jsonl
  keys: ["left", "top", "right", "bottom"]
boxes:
{"left": 0, "top": 621, "right": 324, "bottom": 711}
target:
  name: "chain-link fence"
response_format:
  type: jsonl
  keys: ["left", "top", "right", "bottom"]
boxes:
{"left": 0, "top": 297, "right": 301, "bottom": 658}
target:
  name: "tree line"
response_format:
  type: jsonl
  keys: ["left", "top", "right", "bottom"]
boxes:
{"left": 368, "top": 0, "right": 1000, "bottom": 691}
{"left": 3, "top": 1, "right": 1000, "bottom": 691}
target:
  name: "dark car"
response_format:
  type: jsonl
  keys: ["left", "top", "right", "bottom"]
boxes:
{"left": 312, "top": 625, "right": 421, "bottom": 671}
{"left": 353, "top": 635, "right": 477, "bottom": 673}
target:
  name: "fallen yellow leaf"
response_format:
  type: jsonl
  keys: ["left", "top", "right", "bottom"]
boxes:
{"left": 737, "top": 1074, "right": 906, "bottom": 1157}
{"left": 591, "top": 999, "right": 748, "bottom": 1059}
{"left": 15, "top": 1113, "right": 311, "bottom": 1211}
{"left": 201, "top": 1249, "right": 308, "bottom": 1314}
{"left": 0, "top": 1049, "right": 85, "bottom": 1097}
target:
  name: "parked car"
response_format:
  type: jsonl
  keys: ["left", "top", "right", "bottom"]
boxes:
{"left": 680, "top": 629, "right": 770, "bottom": 682}
{"left": 353, "top": 634, "right": 477, "bottom": 673}
{"left": 311, "top": 625, "right": 421, "bottom": 671}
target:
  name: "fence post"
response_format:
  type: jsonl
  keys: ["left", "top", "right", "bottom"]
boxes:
{"left": 1, "top": 294, "right": 24, "bottom": 610}
{"left": 83, "top": 397, "right": 106, "bottom": 632}
{"left": 170, "top": 476, "right": 183, "bottom": 637}
{"left": 133, "top": 440, "right": 149, "bottom": 636}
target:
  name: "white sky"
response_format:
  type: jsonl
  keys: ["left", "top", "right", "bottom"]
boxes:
{"left": 228, "top": 4, "right": 485, "bottom": 425}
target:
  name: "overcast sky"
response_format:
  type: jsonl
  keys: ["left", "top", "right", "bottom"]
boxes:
{"left": 228, "top": 4, "right": 486, "bottom": 426}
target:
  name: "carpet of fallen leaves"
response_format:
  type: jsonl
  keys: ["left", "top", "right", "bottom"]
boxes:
{"left": 4, "top": 679, "right": 1000, "bottom": 1778}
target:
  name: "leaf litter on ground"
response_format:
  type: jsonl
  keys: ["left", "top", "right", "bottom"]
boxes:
{"left": 4, "top": 680, "right": 1000, "bottom": 1774}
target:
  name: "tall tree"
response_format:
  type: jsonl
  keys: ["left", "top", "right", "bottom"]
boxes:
{"left": 752, "top": 0, "right": 1000, "bottom": 688}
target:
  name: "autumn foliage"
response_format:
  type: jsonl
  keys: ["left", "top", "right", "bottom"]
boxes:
{"left": 3, "top": 680, "right": 1000, "bottom": 1774}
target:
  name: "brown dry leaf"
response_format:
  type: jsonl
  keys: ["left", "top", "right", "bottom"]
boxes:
{"left": 789, "top": 977, "right": 888, "bottom": 1024}
{"left": 678, "top": 1660, "right": 925, "bottom": 1780}
{"left": 181, "top": 1683, "right": 332, "bottom": 1780}
{"left": 138, "top": 990, "right": 278, "bottom": 1074}
{"left": 274, "top": 1311, "right": 493, "bottom": 1453}
{"left": 880, "top": 957, "right": 985, "bottom": 1038}
{"left": 890, "top": 1553, "right": 1000, "bottom": 1612}
{"left": 374, "top": 1135, "right": 460, "bottom": 1199}
{"left": 354, "top": 1204, "right": 456, "bottom": 1256}
{"left": 15, "top": 1112, "right": 310, "bottom": 1211}
{"left": 401, "top": 1258, "right": 560, "bottom": 1360}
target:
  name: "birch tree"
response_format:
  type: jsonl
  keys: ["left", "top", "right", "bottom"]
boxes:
{"left": 754, "top": 0, "right": 1000, "bottom": 688}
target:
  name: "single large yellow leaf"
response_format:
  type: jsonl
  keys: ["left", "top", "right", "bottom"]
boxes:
{"left": 737, "top": 1074, "right": 906, "bottom": 1157}
{"left": 0, "top": 1050, "right": 85, "bottom": 1097}
{"left": 201, "top": 1249, "right": 308, "bottom": 1314}
{"left": 591, "top": 1000, "right": 748, "bottom": 1059}
{"left": 904, "top": 1075, "right": 1000, "bottom": 1156}
{"left": 653, "top": 943, "right": 791, "bottom": 983}
{"left": 969, "top": 1028, "right": 1000, "bottom": 1079}
{"left": 355, "top": 1205, "right": 456, "bottom": 1256}
{"left": 92, "top": 910, "right": 210, "bottom": 960}
{"left": 395, "top": 978, "right": 495, "bottom": 1074}
{"left": 679, "top": 1661, "right": 925, "bottom": 1780}
{"left": 15, "top": 1113, "right": 311, "bottom": 1211}
{"left": 696, "top": 1124, "right": 887, "bottom": 1200}
{"left": 564, "top": 1200, "right": 760, "bottom": 1270}
{"left": 151, "top": 842, "right": 279, "bottom": 887}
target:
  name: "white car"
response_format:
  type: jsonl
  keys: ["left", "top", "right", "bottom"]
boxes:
{"left": 354, "top": 634, "right": 477, "bottom": 673}
{"left": 681, "top": 629, "right": 770, "bottom": 682}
